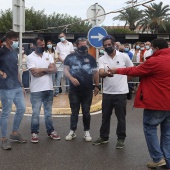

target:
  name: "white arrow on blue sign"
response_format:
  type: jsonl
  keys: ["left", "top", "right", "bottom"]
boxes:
{"left": 88, "top": 26, "right": 108, "bottom": 48}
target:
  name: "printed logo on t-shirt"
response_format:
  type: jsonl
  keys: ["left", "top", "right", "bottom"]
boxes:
{"left": 84, "top": 58, "right": 89, "bottom": 63}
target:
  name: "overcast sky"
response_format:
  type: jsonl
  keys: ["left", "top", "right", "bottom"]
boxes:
{"left": 0, "top": 0, "right": 169, "bottom": 27}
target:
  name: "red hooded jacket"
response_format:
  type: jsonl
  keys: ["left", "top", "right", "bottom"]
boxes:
{"left": 116, "top": 48, "right": 170, "bottom": 110}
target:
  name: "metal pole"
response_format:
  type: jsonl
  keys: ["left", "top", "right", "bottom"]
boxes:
{"left": 19, "top": 0, "right": 23, "bottom": 81}
{"left": 94, "top": 3, "right": 99, "bottom": 62}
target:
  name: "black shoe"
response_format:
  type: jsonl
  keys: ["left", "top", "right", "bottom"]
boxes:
{"left": 53, "top": 93, "right": 58, "bottom": 97}
{"left": 93, "top": 137, "right": 109, "bottom": 145}
{"left": 116, "top": 139, "right": 125, "bottom": 149}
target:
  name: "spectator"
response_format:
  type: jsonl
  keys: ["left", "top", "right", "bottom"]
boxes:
{"left": 64, "top": 37, "right": 99, "bottom": 142}
{"left": 108, "top": 38, "right": 170, "bottom": 169}
{"left": 131, "top": 42, "right": 140, "bottom": 63}
{"left": 55, "top": 33, "right": 74, "bottom": 97}
{"left": 139, "top": 42, "right": 146, "bottom": 62}
{"left": 0, "top": 31, "right": 27, "bottom": 150}
{"left": 144, "top": 41, "right": 152, "bottom": 61}
{"left": 124, "top": 43, "right": 133, "bottom": 60}
{"left": 26, "top": 37, "right": 60, "bottom": 143}
{"left": 21, "top": 46, "right": 29, "bottom": 89}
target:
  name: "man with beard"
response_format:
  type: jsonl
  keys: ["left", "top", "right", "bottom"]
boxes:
{"left": 64, "top": 37, "right": 99, "bottom": 142}
{"left": 26, "top": 37, "right": 60, "bottom": 143}
{"left": 93, "top": 35, "right": 133, "bottom": 149}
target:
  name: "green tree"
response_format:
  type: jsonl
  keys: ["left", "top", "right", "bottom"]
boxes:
{"left": 0, "top": 9, "right": 12, "bottom": 32}
{"left": 0, "top": 8, "right": 91, "bottom": 33}
{"left": 137, "top": 2, "right": 170, "bottom": 33}
{"left": 112, "top": 7, "right": 143, "bottom": 31}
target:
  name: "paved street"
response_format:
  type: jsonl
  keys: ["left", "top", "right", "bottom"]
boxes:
{"left": 0, "top": 97, "right": 165, "bottom": 170}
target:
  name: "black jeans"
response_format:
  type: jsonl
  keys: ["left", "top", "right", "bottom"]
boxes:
{"left": 69, "top": 89, "right": 93, "bottom": 131}
{"left": 100, "top": 93, "right": 127, "bottom": 140}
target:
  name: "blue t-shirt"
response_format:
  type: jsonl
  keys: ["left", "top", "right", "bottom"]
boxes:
{"left": 64, "top": 52, "right": 97, "bottom": 91}
{"left": 0, "top": 46, "right": 21, "bottom": 89}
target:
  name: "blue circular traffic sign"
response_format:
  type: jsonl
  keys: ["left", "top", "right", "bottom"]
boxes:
{"left": 88, "top": 26, "right": 108, "bottom": 48}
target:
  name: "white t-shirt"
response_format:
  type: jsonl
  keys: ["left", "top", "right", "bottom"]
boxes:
{"left": 56, "top": 41, "right": 74, "bottom": 71}
{"left": 98, "top": 51, "right": 134, "bottom": 94}
{"left": 144, "top": 48, "right": 152, "bottom": 61}
{"left": 26, "top": 52, "right": 54, "bottom": 92}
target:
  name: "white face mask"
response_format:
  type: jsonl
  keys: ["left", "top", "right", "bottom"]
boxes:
{"left": 60, "top": 37, "right": 66, "bottom": 42}
{"left": 22, "top": 50, "right": 24, "bottom": 54}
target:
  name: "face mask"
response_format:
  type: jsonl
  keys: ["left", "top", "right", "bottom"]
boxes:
{"left": 78, "top": 46, "right": 88, "bottom": 54}
{"left": 136, "top": 45, "right": 140, "bottom": 49}
{"left": 60, "top": 37, "right": 65, "bottom": 42}
{"left": 73, "top": 46, "right": 77, "bottom": 50}
{"left": 99, "top": 50, "right": 104, "bottom": 54}
{"left": 47, "top": 44, "right": 52, "bottom": 49}
{"left": 36, "top": 46, "right": 45, "bottom": 54}
{"left": 145, "top": 45, "right": 150, "bottom": 50}
{"left": 140, "top": 47, "right": 145, "bottom": 51}
{"left": 11, "top": 41, "right": 19, "bottom": 49}
{"left": 119, "top": 50, "right": 124, "bottom": 53}
{"left": 124, "top": 48, "right": 129, "bottom": 52}
{"left": 105, "top": 46, "right": 114, "bottom": 55}
{"left": 22, "top": 50, "right": 24, "bottom": 54}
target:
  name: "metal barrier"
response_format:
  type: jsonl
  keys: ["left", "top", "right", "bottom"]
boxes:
{"left": 20, "top": 62, "right": 142, "bottom": 92}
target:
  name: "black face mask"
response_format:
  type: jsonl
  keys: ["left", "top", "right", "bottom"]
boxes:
{"left": 105, "top": 46, "right": 114, "bottom": 55}
{"left": 119, "top": 50, "right": 124, "bottom": 53}
{"left": 36, "top": 47, "right": 45, "bottom": 54}
{"left": 78, "top": 46, "right": 88, "bottom": 54}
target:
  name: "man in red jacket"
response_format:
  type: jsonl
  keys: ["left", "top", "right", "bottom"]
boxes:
{"left": 108, "top": 38, "right": 170, "bottom": 169}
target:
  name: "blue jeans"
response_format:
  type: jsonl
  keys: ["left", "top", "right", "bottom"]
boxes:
{"left": 0, "top": 88, "right": 26, "bottom": 138}
{"left": 55, "top": 71, "right": 69, "bottom": 94}
{"left": 69, "top": 90, "right": 93, "bottom": 131}
{"left": 30, "top": 90, "right": 54, "bottom": 135}
{"left": 143, "top": 109, "right": 170, "bottom": 168}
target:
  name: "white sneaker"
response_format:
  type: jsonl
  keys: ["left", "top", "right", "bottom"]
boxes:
{"left": 65, "top": 130, "right": 76, "bottom": 141}
{"left": 84, "top": 131, "right": 92, "bottom": 142}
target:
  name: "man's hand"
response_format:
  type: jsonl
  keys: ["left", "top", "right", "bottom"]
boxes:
{"left": 30, "top": 68, "right": 46, "bottom": 77}
{"left": 94, "top": 87, "right": 99, "bottom": 96}
{"left": 70, "top": 77, "right": 80, "bottom": 86}
{"left": 108, "top": 68, "right": 117, "bottom": 74}
{"left": 0, "top": 71, "right": 7, "bottom": 79}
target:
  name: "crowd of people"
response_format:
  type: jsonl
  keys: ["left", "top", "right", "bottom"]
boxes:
{"left": 1, "top": 30, "right": 170, "bottom": 169}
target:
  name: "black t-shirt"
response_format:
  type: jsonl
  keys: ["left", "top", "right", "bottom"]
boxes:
{"left": 0, "top": 46, "right": 21, "bottom": 89}
{"left": 64, "top": 52, "right": 97, "bottom": 91}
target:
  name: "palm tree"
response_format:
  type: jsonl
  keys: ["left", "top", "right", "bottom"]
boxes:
{"left": 112, "top": 7, "right": 143, "bottom": 31}
{"left": 137, "top": 2, "right": 170, "bottom": 33}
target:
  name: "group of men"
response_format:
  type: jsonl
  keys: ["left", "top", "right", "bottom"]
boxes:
{"left": 0, "top": 30, "right": 170, "bottom": 169}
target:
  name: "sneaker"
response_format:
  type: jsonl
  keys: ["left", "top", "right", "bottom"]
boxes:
{"left": 147, "top": 158, "right": 166, "bottom": 168}
{"left": 116, "top": 139, "right": 125, "bottom": 149}
{"left": 1, "top": 139, "right": 11, "bottom": 150}
{"left": 10, "top": 133, "right": 27, "bottom": 143}
{"left": 93, "top": 137, "right": 109, "bottom": 145}
{"left": 65, "top": 130, "right": 76, "bottom": 141}
{"left": 84, "top": 131, "right": 92, "bottom": 142}
{"left": 48, "top": 131, "right": 60, "bottom": 140}
{"left": 31, "top": 133, "right": 39, "bottom": 143}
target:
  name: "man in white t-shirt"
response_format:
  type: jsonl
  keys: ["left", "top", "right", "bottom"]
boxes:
{"left": 93, "top": 35, "right": 133, "bottom": 149}
{"left": 26, "top": 37, "right": 60, "bottom": 143}
{"left": 54, "top": 33, "right": 74, "bottom": 96}
{"left": 144, "top": 41, "right": 152, "bottom": 61}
